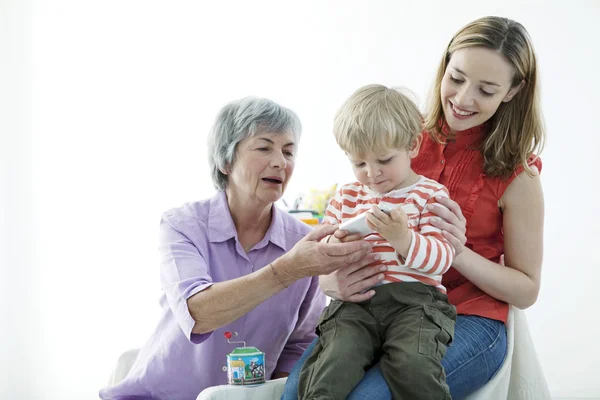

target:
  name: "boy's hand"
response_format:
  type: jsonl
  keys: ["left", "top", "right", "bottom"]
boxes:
{"left": 366, "top": 206, "right": 412, "bottom": 255}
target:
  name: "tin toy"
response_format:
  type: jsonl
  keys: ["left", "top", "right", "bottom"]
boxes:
{"left": 222, "top": 331, "right": 266, "bottom": 385}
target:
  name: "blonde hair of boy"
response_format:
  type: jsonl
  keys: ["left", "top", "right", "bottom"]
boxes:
{"left": 334, "top": 84, "right": 423, "bottom": 157}
{"left": 424, "top": 16, "right": 545, "bottom": 178}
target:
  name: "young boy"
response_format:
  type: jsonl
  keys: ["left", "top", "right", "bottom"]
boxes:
{"left": 298, "top": 84, "right": 456, "bottom": 400}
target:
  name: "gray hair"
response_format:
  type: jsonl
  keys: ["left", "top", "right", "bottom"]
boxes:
{"left": 208, "top": 96, "right": 302, "bottom": 190}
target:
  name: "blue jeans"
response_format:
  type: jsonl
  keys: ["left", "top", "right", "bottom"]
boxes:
{"left": 282, "top": 315, "right": 507, "bottom": 400}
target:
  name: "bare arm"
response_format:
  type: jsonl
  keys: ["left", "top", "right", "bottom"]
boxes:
{"left": 451, "top": 167, "right": 544, "bottom": 309}
{"left": 188, "top": 259, "right": 290, "bottom": 334}
{"left": 188, "top": 224, "right": 373, "bottom": 334}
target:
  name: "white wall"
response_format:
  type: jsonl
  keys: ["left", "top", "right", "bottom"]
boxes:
{"left": 3, "top": 0, "right": 599, "bottom": 399}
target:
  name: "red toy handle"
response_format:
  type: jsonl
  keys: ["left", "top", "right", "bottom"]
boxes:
{"left": 224, "top": 331, "right": 232, "bottom": 339}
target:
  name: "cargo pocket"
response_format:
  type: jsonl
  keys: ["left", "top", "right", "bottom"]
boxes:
{"left": 418, "top": 304, "right": 455, "bottom": 360}
{"left": 315, "top": 300, "right": 344, "bottom": 345}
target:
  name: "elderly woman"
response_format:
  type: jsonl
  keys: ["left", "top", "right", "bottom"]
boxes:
{"left": 99, "top": 97, "right": 377, "bottom": 400}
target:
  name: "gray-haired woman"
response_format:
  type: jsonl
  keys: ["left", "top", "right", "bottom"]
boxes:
{"left": 100, "top": 97, "right": 379, "bottom": 400}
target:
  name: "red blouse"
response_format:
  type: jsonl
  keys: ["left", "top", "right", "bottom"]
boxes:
{"left": 412, "top": 124, "right": 542, "bottom": 323}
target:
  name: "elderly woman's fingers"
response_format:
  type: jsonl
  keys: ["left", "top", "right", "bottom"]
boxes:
{"left": 333, "top": 229, "right": 348, "bottom": 239}
{"left": 319, "top": 248, "right": 371, "bottom": 275}
{"left": 304, "top": 224, "right": 338, "bottom": 242}
{"left": 347, "top": 267, "right": 385, "bottom": 291}
{"left": 323, "top": 240, "right": 371, "bottom": 257}
{"left": 348, "top": 274, "right": 384, "bottom": 296}
{"left": 339, "top": 253, "right": 387, "bottom": 276}
{"left": 340, "top": 232, "right": 364, "bottom": 243}
{"left": 346, "top": 290, "right": 377, "bottom": 303}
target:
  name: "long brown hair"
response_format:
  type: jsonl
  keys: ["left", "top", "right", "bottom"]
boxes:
{"left": 424, "top": 16, "right": 545, "bottom": 178}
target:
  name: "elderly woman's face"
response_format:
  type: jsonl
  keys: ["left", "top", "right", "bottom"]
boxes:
{"left": 227, "top": 130, "right": 296, "bottom": 205}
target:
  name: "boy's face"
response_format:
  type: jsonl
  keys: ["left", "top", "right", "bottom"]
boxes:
{"left": 347, "top": 147, "right": 417, "bottom": 194}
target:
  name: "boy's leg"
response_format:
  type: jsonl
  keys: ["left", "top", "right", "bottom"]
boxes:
{"left": 377, "top": 284, "right": 456, "bottom": 399}
{"left": 281, "top": 338, "right": 318, "bottom": 400}
{"left": 298, "top": 300, "right": 380, "bottom": 400}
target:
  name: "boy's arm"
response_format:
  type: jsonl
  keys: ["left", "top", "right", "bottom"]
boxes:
{"left": 320, "top": 189, "right": 344, "bottom": 243}
{"left": 394, "top": 190, "right": 455, "bottom": 275}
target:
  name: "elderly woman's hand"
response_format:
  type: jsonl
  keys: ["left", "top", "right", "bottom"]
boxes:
{"left": 319, "top": 258, "right": 387, "bottom": 302}
{"left": 275, "top": 224, "right": 377, "bottom": 285}
{"left": 427, "top": 195, "right": 467, "bottom": 255}
{"left": 327, "top": 228, "right": 364, "bottom": 244}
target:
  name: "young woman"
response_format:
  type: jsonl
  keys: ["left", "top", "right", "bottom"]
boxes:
{"left": 283, "top": 15, "right": 545, "bottom": 399}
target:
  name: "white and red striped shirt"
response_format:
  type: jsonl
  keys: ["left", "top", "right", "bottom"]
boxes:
{"left": 324, "top": 176, "right": 455, "bottom": 293}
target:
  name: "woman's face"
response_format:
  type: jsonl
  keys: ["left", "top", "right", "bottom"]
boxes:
{"left": 226, "top": 130, "right": 296, "bottom": 206}
{"left": 440, "top": 46, "right": 522, "bottom": 132}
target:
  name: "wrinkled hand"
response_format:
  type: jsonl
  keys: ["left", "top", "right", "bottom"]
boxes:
{"left": 328, "top": 229, "right": 364, "bottom": 244}
{"left": 427, "top": 196, "right": 467, "bottom": 255}
{"left": 276, "top": 224, "right": 373, "bottom": 285}
{"left": 319, "top": 251, "right": 386, "bottom": 302}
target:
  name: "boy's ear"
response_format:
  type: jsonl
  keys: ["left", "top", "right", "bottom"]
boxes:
{"left": 409, "top": 134, "right": 422, "bottom": 158}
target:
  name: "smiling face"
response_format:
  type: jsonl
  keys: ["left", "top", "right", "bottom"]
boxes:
{"left": 348, "top": 146, "right": 419, "bottom": 194}
{"left": 226, "top": 130, "right": 296, "bottom": 206}
{"left": 441, "top": 47, "right": 523, "bottom": 132}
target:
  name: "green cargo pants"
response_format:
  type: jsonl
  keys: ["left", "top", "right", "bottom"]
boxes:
{"left": 298, "top": 282, "right": 456, "bottom": 400}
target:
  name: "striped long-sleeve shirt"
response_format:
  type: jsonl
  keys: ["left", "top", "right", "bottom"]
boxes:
{"left": 324, "top": 176, "right": 455, "bottom": 293}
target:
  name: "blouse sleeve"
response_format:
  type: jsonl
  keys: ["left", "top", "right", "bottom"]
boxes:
{"left": 158, "top": 214, "right": 214, "bottom": 344}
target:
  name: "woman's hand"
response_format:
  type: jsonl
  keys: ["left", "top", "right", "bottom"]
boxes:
{"left": 275, "top": 224, "right": 374, "bottom": 285}
{"left": 427, "top": 196, "right": 467, "bottom": 254}
{"left": 328, "top": 229, "right": 364, "bottom": 244}
{"left": 319, "top": 255, "right": 386, "bottom": 302}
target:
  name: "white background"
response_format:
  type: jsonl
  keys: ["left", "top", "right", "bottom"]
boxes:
{"left": 2, "top": 1, "right": 599, "bottom": 399}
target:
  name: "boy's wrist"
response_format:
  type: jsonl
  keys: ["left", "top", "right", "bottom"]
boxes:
{"left": 390, "top": 231, "right": 412, "bottom": 258}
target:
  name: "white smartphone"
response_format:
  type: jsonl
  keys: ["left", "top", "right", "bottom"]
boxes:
{"left": 338, "top": 204, "right": 393, "bottom": 237}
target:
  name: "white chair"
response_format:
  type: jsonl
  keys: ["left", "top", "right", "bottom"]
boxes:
{"left": 505, "top": 307, "right": 551, "bottom": 399}
{"left": 106, "top": 348, "right": 140, "bottom": 386}
{"left": 197, "top": 378, "right": 288, "bottom": 400}
{"left": 109, "top": 307, "right": 551, "bottom": 400}
{"left": 464, "top": 306, "right": 551, "bottom": 400}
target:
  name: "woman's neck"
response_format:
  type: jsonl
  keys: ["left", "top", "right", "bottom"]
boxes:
{"left": 225, "top": 188, "right": 273, "bottom": 250}
{"left": 445, "top": 121, "right": 487, "bottom": 137}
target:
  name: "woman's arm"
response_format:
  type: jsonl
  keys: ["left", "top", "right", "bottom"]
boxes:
{"left": 188, "top": 259, "right": 291, "bottom": 334}
{"left": 450, "top": 167, "right": 544, "bottom": 309}
{"left": 188, "top": 224, "right": 374, "bottom": 334}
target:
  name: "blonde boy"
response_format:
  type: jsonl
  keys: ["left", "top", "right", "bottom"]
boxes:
{"left": 298, "top": 85, "right": 456, "bottom": 400}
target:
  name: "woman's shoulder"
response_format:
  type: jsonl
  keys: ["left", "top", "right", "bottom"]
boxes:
{"left": 494, "top": 154, "right": 542, "bottom": 197}
{"left": 161, "top": 193, "right": 229, "bottom": 239}
{"left": 163, "top": 198, "right": 212, "bottom": 226}
{"left": 513, "top": 154, "right": 542, "bottom": 178}
{"left": 278, "top": 206, "right": 312, "bottom": 239}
